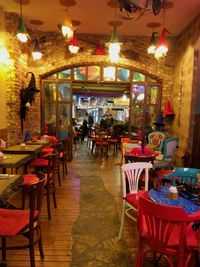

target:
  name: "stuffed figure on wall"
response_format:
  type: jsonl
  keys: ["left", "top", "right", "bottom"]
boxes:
{"left": 20, "top": 72, "right": 40, "bottom": 133}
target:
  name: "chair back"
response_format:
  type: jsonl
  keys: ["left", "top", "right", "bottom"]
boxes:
{"left": 121, "top": 162, "right": 152, "bottom": 198}
{"left": 164, "top": 167, "right": 200, "bottom": 185}
{"left": 148, "top": 131, "right": 165, "bottom": 151}
{"left": 138, "top": 193, "right": 188, "bottom": 254}
{"left": 162, "top": 136, "right": 179, "bottom": 161}
{"left": 26, "top": 178, "right": 45, "bottom": 228}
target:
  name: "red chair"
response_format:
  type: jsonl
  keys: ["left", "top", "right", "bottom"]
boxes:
{"left": 136, "top": 192, "right": 200, "bottom": 267}
{"left": 118, "top": 162, "right": 153, "bottom": 240}
{"left": 0, "top": 178, "right": 45, "bottom": 267}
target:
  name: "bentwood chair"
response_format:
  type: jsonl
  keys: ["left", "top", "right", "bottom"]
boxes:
{"left": 0, "top": 178, "right": 45, "bottom": 267}
{"left": 118, "top": 162, "right": 153, "bottom": 240}
{"left": 136, "top": 192, "right": 200, "bottom": 267}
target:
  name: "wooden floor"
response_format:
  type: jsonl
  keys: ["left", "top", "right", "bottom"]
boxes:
{"left": 4, "top": 142, "right": 154, "bottom": 266}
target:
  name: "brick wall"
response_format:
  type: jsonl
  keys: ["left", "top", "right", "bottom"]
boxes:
{"left": 172, "top": 12, "right": 200, "bottom": 165}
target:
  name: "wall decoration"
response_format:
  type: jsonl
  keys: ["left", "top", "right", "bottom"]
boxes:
{"left": 20, "top": 72, "right": 40, "bottom": 133}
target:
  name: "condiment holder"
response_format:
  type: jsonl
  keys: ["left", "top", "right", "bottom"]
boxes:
{"left": 168, "top": 186, "right": 178, "bottom": 200}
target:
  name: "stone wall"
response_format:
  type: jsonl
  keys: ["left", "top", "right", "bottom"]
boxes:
{"left": 172, "top": 11, "right": 200, "bottom": 165}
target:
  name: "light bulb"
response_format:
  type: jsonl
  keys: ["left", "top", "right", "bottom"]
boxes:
{"left": 147, "top": 44, "right": 156, "bottom": 54}
{"left": 16, "top": 32, "right": 28, "bottom": 43}
{"left": 68, "top": 45, "right": 79, "bottom": 54}
{"left": 61, "top": 25, "right": 74, "bottom": 41}
{"left": 154, "top": 45, "right": 168, "bottom": 59}
{"left": 32, "top": 51, "right": 43, "bottom": 60}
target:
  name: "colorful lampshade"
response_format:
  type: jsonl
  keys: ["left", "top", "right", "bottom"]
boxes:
{"left": 154, "top": 28, "right": 170, "bottom": 59}
{"left": 164, "top": 100, "right": 175, "bottom": 117}
{"left": 32, "top": 39, "right": 43, "bottom": 60}
{"left": 147, "top": 32, "right": 157, "bottom": 54}
{"left": 68, "top": 34, "right": 79, "bottom": 54}
{"left": 95, "top": 41, "right": 106, "bottom": 55}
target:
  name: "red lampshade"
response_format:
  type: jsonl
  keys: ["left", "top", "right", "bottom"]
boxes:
{"left": 68, "top": 33, "right": 79, "bottom": 54}
{"left": 164, "top": 100, "right": 175, "bottom": 117}
{"left": 157, "top": 28, "right": 170, "bottom": 47}
{"left": 95, "top": 41, "right": 106, "bottom": 55}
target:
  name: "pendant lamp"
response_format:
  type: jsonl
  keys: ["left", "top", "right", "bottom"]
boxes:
{"left": 61, "top": 8, "right": 75, "bottom": 42}
{"left": 16, "top": 1, "right": 29, "bottom": 43}
{"left": 95, "top": 41, "right": 106, "bottom": 55}
{"left": 147, "top": 31, "right": 157, "bottom": 54}
{"left": 68, "top": 34, "right": 79, "bottom": 54}
{"left": 32, "top": 39, "right": 43, "bottom": 60}
{"left": 154, "top": 28, "right": 170, "bottom": 59}
{"left": 109, "top": 25, "right": 121, "bottom": 63}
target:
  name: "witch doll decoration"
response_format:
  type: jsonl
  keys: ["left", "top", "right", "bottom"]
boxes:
{"left": 20, "top": 72, "right": 40, "bottom": 133}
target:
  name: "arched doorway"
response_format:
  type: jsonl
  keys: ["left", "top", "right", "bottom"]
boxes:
{"left": 41, "top": 64, "right": 162, "bottom": 159}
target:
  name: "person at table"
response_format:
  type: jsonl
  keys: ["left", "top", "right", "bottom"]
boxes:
{"left": 80, "top": 119, "right": 88, "bottom": 142}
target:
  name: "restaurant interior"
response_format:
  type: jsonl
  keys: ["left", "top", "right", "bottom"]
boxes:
{"left": 0, "top": 0, "right": 200, "bottom": 266}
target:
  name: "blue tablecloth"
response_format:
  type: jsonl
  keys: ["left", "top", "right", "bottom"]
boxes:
{"left": 148, "top": 186, "right": 200, "bottom": 214}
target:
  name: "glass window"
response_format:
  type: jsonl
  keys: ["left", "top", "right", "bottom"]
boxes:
{"left": 133, "top": 72, "right": 145, "bottom": 82}
{"left": 88, "top": 66, "right": 100, "bottom": 80}
{"left": 58, "top": 104, "right": 70, "bottom": 140}
{"left": 44, "top": 103, "right": 56, "bottom": 136}
{"left": 43, "top": 82, "right": 56, "bottom": 102}
{"left": 45, "top": 73, "right": 57, "bottom": 79}
{"left": 74, "top": 67, "right": 86, "bottom": 80}
{"left": 103, "top": 66, "right": 116, "bottom": 81}
{"left": 58, "top": 83, "right": 70, "bottom": 101}
{"left": 58, "top": 69, "right": 71, "bottom": 79}
{"left": 117, "top": 68, "right": 130, "bottom": 81}
{"left": 130, "top": 85, "right": 146, "bottom": 131}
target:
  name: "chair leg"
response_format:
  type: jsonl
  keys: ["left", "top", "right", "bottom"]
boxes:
{"left": 136, "top": 237, "right": 145, "bottom": 267}
{"left": 57, "top": 169, "right": 61, "bottom": 187}
{"left": 29, "top": 228, "right": 35, "bottom": 267}
{"left": 1, "top": 237, "right": 6, "bottom": 265}
{"left": 118, "top": 200, "right": 126, "bottom": 240}
{"left": 53, "top": 191, "right": 57, "bottom": 209}
{"left": 46, "top": 188, "right": 51, "bottom": 220}
{"left": 38, "top": 230, "right": 44, "bottom": 259}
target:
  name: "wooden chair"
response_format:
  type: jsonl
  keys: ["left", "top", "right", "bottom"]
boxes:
{"left": 118, "top": 162, "right": 153, "bottom": 240}
{"left": 29, "top": 153, "right": 58, "bottom": 220}
{"left": 59, "top": 139, "right": 69, "bottom": 178}
{"left": 136, "top": 192, "right": 200, "bottom": 267}
{"left": 0, "top": 178, "right": 45, "bottom": 267}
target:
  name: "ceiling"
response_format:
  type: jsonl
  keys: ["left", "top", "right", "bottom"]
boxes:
{"left": 0, "top": 0, "right": 200, "bottom": 37}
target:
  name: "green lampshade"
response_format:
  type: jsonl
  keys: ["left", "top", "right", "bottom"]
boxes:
{"left": 110, "top": 25, "right": 120, "bottom": 44}
{"left": 16, "top": 17, "right": 28, "bottom": 34}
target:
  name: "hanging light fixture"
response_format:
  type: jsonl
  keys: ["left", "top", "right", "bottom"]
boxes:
{"left": 154, "top": 28, "right": 170, "bottom": 59}
{"left": 68, "top": 33, "right": 79, "bottom": 54}
{"left": 95, "top": 41, "right": 106, "bottom": 55}
{"left": 108, "top": 23, "right": 122, "bottom": 63}
{"left": 147, "top": 31, "right": 157, "bottom": 54}
{"left": 61, "top": 8, "right": 75, "bottom": 42}
{"left": 32, "top": 39, "right": 43, "bottom": 60}
{"left": 16, "top": 0, "right": 29, "bottom": 43}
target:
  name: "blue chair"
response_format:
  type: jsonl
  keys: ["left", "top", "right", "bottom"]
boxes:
{"left": 153, "top": 136, "right": 179, "bottom": 169}
{"left": 164, "top": 167, "right": 200, "bottom": 185}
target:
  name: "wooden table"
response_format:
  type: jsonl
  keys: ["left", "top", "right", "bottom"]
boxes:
{"left": 26, "top": 139, "right": 50, "bottom": 146}
{"left": 0, "top": 154, "right": 32, "bottom": 174}
{"left": 3, "top": 144, "right": 44, "bottom": 155}
{"left": 0, "top": 174, "right": 22, "bottom": 207}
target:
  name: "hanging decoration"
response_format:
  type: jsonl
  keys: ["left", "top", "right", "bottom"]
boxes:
{"left": 164, "top": 100, "right": 175, "bottom": 117}
{"left": 177, "top": 68, "right": 183, "bottom": 127}
{"left": 95, "top": 41, "right": 106, "bottom": 55}
{"left": 20, "top": 72, "right": 40, "bottom": 133}
{"left": 68, "top": 33, "right": 80, "bottom": 54}
{"left": 154, "top": 28, "right": 170, "bottom": 59}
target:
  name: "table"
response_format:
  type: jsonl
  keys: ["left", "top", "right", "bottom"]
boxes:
{"left": 4, "top": 144, "right": 44, "bottom": 155}
{"left": 0, "top": 174, "right": 22, "bottom": 207}
{"left": 148, "top": 186, "right": 200, "bottom": 214}
{"left": 0, "top": 154, "right": 32, "bottom": 173}
{"left": 124, "top": 147, "right": 157, "bottom": 164}
{"left": 26, "top": 139, "right": 50, "bottom": 146}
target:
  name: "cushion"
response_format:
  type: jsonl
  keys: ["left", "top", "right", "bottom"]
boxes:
{"left": 22, "top": 174, "right": 39, "bottom": 186}
{"left": 125, "top": 190, "right": 144, "bottom": 209}
{"left": 29, "top": 158, "right": 48, "bottom": 168}
{"left": 0, "top": 209, "right": 39, "bottom": 237}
